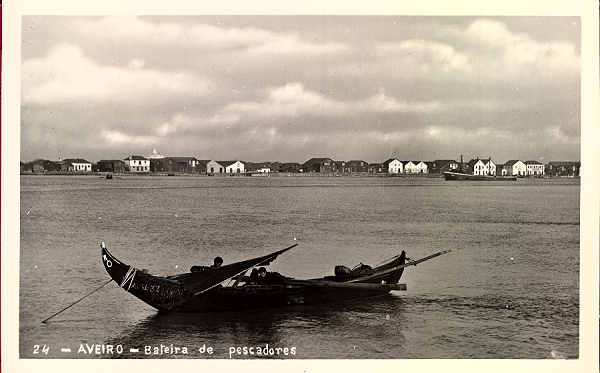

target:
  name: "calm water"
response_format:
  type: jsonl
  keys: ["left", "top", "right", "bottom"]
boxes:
{"left": 19, "top": 175, "right": 579, "bottom": 359}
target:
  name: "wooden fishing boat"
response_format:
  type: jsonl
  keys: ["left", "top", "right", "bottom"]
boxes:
{"left": 101, "top": 243, "right": 449, "bottom": 313}
{"left": 443, "top": 171, "right": 517, "bottom": 181}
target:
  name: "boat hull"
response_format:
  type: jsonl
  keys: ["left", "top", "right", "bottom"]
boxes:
{"left": 101, "top": 245, "right": 406, "bottom": 313}
{"left": 173, "top": 282, "right": 404, "bottom": 313}
{"left": 443, "top": 172, "right": 517, "bottom": 181}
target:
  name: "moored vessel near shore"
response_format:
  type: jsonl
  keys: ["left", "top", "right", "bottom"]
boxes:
{"left": 443, "top": 171, "right": 517, "bottom": 181}
{"left": 101, "top": 242, "right": 450, "bottom": 313}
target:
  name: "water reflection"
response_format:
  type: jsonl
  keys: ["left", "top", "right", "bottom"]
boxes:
{"left": 107, "top": 294, "right": 409, "bottom": 359}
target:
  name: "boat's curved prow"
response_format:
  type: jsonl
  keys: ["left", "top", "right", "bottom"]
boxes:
{"left": 101, "top": 242, "right": 130, "bottom": 286}
{"left": 100, "top": 242, "right": 187, "bottom": 311}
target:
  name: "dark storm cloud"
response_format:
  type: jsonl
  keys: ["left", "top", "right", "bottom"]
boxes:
{"left": 21, "top": 16, "right": 580, "bottom": 163}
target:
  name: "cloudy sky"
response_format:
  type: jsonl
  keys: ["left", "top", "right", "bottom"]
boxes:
{"left": 21, "top": 16, "right": 580, "bottom": 163}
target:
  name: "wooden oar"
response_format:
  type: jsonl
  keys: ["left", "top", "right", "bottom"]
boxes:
{"left": 41, "top": 278, "right": 113, "bottom": 324}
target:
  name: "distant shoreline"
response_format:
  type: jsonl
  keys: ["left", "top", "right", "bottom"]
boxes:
{"left": 19, "top": 172, "right": 439, "bottom": 177}
{"left": 19, "top": 172, "right": 579, "bottom": 179}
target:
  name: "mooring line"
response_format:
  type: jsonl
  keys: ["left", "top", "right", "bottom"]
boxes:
{"left": 41, "top": 278, "right": 113, "bottom": 324}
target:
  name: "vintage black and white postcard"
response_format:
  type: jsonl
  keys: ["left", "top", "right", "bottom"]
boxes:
{"left": 2, "top": 0, "right": 599, "bottom": 372}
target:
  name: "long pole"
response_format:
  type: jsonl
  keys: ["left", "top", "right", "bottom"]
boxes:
{"left": 348, "top": 249, "right": 452, "bottom": 283}
{"left": 41, "top": 278, "right": 113, "bottom": 324}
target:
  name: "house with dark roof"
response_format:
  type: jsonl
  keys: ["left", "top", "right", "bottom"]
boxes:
{"left": 382, "top": 158, "right": 403, "bottom": 174}
{"left": 23, "top": 159, "right": 47, "bottom": 173}
{"left": 368, "top": 163, "right": 384, "bottom": 174}
{"left": 428, "top": 159, "right": 459, "bottom": 174}
{"left": 61, "top": 158, "right": 92, "bottom": 172}
{"left": 524, "top": 160, "right": 545, "bottom": 176}
{"left": 302, "top": 158, "right": 335, "bottom": 173}
{"left": 279, "top": 162, "right": 301, "bottom": 173}
{"left": 496, "top": 163, "right": 504, "bottom": 176}
{"left": 269, "top": 162, "right": 282, "bottom": 173}
{"left": 195, "top": 160, "right": 210, "bottom": 174}
{"left": 466, "top": 159, "right": 477, "bottom": 170}
{"left": 123, "top": 155, "right": 149, "bottom": 173}
{"left": 246, "top": 162, "right": 276, "bottom": 173}
{"left": 23, "top": 159, "right": 62, "bottom": 173}
{"left": 334, "top": 160, "right": 348, "bottom": 173}
{"left": 45, "top": 160, "right": 63, "bottom": 172}
{"left": 151, "top": 157, "right": 203, "bottom": 173}
{"left": 170, "top": 157, "right": 201, "bottom": 169}
{"left": 29, "top": 160, "right": 45, "bottom": 173}
{"left": 502, "top": 160, "right": 526, "bottom": 176}
{"left": 468, "top": 158, "right": 496, "bottom": 176}
{"left": 346, "top": 160, "right": 368, "bottom": 173}
{"left": 96, "top": 160, "right": 128, "bottom": 173}
{"left": 546, "top": 161, "right": 580, "bottom": 177}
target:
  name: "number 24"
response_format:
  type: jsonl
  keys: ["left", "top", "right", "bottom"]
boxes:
{"left": 33, "top": 344, "right": 49, "bottom": 355}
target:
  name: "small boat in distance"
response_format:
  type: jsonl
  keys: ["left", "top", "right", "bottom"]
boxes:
{"left": 101, "top": 242, "right": 450, "bottom": 313}
{"left": 443, "top": 171, "right": 517, "bottom": 181}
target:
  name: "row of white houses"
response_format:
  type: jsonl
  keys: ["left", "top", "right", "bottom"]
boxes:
{"left": 381, "top": 157, "right": 546, "bottom": 176}
{"left": 501, "top": 160, "right": 545, "bottom": 176}
{"left": 467, "top": 159, "right": 545, "bottom": 176}
{"left": 382, "top": 159, "right": 430, "bottom": 174}
{"left": 22, "top": 151, "right": 548, "bottom": 177}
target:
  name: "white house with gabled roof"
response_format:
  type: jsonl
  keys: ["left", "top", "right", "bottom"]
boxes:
{"left": 403, "top": 161, "right": 427, "bottom": 174}
{"left": 382, "top": 158, "right": 403, "bottom": 174}
{"left": 206, "top": 160, "right": 224, "bottom": 174}
{"left": 402, "top": 161, "right": 416, "bottom": 173}
{"left": 471, "top": 158, "right": 496, "bottom": 176}
{"left": 414, "top": 161, "right": 428, "bottom": 174}
{"left": 219, "top": 160, "right": 245, "bottom": 174}
{"left": 502, "top": 160, "right": 527, "bottom": 176}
